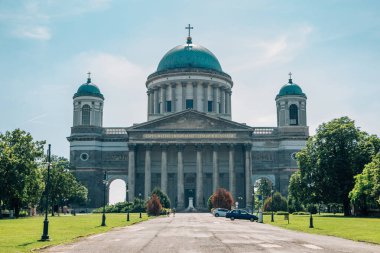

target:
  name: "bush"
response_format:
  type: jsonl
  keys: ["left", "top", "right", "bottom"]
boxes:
{"left": 292, "top": 212, "right": 310, "bottom": 215}
{"left": 276, "top": 211, "right": 289, "bottom": 215}
{"left": 264, "top": 192, "right": 288, "bottom": 212}
{"left": 207, "top": 195, "right": 213, "bottom": 211}
{"left": 211, "top": 188, "right": 234, "bottom": 210}
{"left": 146, "top": 194, "right": 162, "bottom": 216}
{"left": 151, "top": 188, "right": 171, "bottom": 208}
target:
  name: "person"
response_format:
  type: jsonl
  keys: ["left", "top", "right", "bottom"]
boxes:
{"left": 172, "top": 208, "right": 176, "bottom": 217}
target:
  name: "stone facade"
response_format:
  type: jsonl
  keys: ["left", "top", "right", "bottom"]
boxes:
{"left": 68, "top": 38, "right": 309, "bottom": 209}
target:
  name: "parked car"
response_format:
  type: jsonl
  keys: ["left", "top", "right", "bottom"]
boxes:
{"left": 213, "top": 208, "right": 229, "bottom": 217}
{"left": 226, "top": 209, "right": 258, "bottom": 222}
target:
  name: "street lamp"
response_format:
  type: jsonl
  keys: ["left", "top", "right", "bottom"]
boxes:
{"left": 271, "top": 186, "right": 274, "bottom": 222}
{"left": 101, "top": 170, "right": 108, "bottom": 226}
{"left": 126, "top": 183, "right": 130, "bottom": 222}
{"left": 251, "top": 187, "right": 255, "bottom": 214}
{"left": 40, "top": 144, "right": 52, "bottom": 241}
{"left": 309, "top": 206, "right": 314, "bottom": 228}
{"left": 138, "top": 193, "right": 142, "bottom": 219}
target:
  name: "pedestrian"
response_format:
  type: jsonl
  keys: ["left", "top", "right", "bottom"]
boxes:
{"left": 172, "top": 208, "right": 176, "bottom": 217}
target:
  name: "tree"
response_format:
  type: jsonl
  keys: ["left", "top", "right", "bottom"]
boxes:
{"left": 151, "top": 187, "right": 171, "bottom": 208}
{"left": 256, "top": 178, "right": 272, "bottom": 199}
{"left": 42, "top": 156, "right": 88, "bottom": 215}
{"left": 264, "top": 192, "right": 288, "bottom": 212}
{"left": 211, "top": 188, "right": 234, "bottom": 210}
{"left": 146, "top": 194, "right": 162, "bottom": 216}
{"left": 0, "top": 129, "right": 45, "bottom": 217}
{"left": 296, "top": 117, "right": 379, "bottom": 216}
{"left": 288, "top": 171, "right": 307, "bottom": 212}
{"left": 349, "top": 153, "right": 380, "bottom": 214}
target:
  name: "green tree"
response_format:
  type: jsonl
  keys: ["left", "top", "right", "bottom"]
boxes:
{"left": 264, "top": 192, "right": 288, "bottom": 212}
{"left": 0, "top": 129, "right": 45, "bottom": 217}
{"left": 43, "top": 156, "right": 87, "bottom": 215}
{"left": 297, "top": 117, "right": 378, "bottom": 216}
{"left": 151, "top": 187, "right": 171, "bottom": 208}
{"left": 349, "top": 153, "right": 380, "bottom": 214}
{"left": 256, "top": 178, "right": 272, "bottom": 199}
{"left": 211, "top": 188, "right": 234, "bottom": 210}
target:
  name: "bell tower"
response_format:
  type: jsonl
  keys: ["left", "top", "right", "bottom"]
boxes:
{"left": 72, "top": 72, "right": 104, "bottom": 127}
{"left": 276, "top": 73, "right": 307, "bottom": 127}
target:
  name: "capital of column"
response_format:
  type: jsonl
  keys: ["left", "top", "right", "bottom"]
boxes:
{"left": 160, "top": 143, "right": 168, "bottom": 151}
{"left": 145, "top": 143, "right": 152, "bottom": 150}
{"left": 128, "top": 143, "right": 136, "bottom": 151}
{"left": 176, "top": 143, "right": 185, "bottom": 151}
{"left": 170, "top": 82, "right": 177, "bottom": 88}
{"left": 244, "top": 142, "right": 252, "bottom": 151}
{"left": 181, "top": 82, "right": 187, "bottom": 87}
{"left": 228, "top": 143, "right": 235, "bottom": 151}
{"left": 192, "top": 81, "right": 198, "bottom": 87}
{"left": 195, "top": 143, "right": 203, "bottom": 151}
{"left": 211, "top": 83, "right": 219, "bottom": 88}
{"left": 212, "top": 143, "right": 220, "bottom": 150}
{"left": 202, "top": 82, "right": 209, "bottom": 88}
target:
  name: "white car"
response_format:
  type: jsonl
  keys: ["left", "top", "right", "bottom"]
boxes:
{"left": 213, "top": 208, "right": 229, "bottom": 217}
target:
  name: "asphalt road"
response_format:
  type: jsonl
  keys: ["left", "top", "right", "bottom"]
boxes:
{"left": 43, "top": 213, "right": 380, "bottom": 253}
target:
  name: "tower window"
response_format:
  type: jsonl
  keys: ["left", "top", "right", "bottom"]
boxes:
{"left": 82, "top": 104, "right": 91, "bottom": 125}
{"left": 186, "top": 99, "right": 193, "bottom": 109}
{"left": 166, "top": 101, "right": 172, "bottom": 112}
{"left": 218, "top": 102, "right": 221, "bottom": 113}
{"left": 289, "top": 104, "right": 298, "bottom": 125}
{"left": 158, "top": 103, "right": 161, "bottom": 114}
{"left": 208, "top": 101, "right": 213, "bottom": 112}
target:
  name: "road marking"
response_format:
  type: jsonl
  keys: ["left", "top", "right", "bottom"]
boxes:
{"left": 259, "top": 243, "right": 282, "bottom": 248}
{"left": 302, "top": 244, "right": 323, "bottom": 250}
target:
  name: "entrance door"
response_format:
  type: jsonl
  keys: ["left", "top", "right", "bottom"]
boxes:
{"left": 184, "top": 189, "right": 195, "bottom": 208}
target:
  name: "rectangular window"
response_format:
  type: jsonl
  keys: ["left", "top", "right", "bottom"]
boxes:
{"left": 158, "top": 103, "right": 161, "bottom": 114}
{"left": 186, "top": 99, "right": 193, "bottom": 109}
{"left": 208, "top": 101, "right": 213, "bottom": 112}
{"left": 218, "top": 102, "right": 221, "bottom": 113}
{"left": 166, "top": 101, "right": 172, "bottom": 112}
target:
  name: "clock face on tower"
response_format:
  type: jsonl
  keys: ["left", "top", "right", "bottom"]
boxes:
{"left": 291, "top": 152, "right": 298, "bottom": 161}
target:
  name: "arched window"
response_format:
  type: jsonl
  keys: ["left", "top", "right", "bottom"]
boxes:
{"left": 289, "top": 104, "right": 298, "bottom": 125}
{"left": 82, "top": 104, "right": 91, "bottom": 125}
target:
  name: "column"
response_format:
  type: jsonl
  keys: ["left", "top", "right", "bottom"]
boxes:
{"left": 228, "top": 144, "right": 235, "bottom": 199}
{"left": 128, "top": 144, "right": 136, "bottom": 202}
{"left": 153, "top": 88, "right": 158, "bottom": 114}
{"left": 212, "top": 84, "right": 217, "bottom": 113}
{"left": 171, "top": 83, "right": 176, "bottom": 112}
{"left": 162, "top": 84, "right": 167, "bottom": 113}
{"left": 144, "top": 144, "right": 152, "bottom": 199}
{"left": 177, "top": 144, "right": 185, "bottom": 208}
{"left": 202, "top": 82, "right": 208, "bottom": 112}
{"left": 147, "top": 89, "right": 152, "bottom": 115}
{"left": 181, "top": 82, "right": 187, "bottom": 110}
{"left": 221, "top": 87, "right": 226, "bottom": 114}
{"left": 244, "top": 143, "right": 252, "bottom": 208}
{"left": 196, "top": 144, "right": 204, "bottom": 207}
{"left": 192, "top": 82, "right": 198, "bottom": 110}
{"left": 160, "top": 144, "right": 168, "bottom": 194}
{"left": 212, "top": 144, "right": 219, "bottom": 193}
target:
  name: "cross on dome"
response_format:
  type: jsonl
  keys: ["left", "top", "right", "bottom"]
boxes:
{"left": 185, "top": 24, "right": 193, "bottom": 44}
{"left": 87, "top": 71, "right": 92, "bottom": 84}
{"left": 288, "top": 72, "right": 293, "bottom": 84}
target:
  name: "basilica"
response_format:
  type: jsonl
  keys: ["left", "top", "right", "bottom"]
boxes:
{"left": 68, "top": 30, "right": 309, "bottom": 209}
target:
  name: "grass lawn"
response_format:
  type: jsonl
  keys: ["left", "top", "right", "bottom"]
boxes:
{"left": 0, "top": 213, "right": 149, "bottom": 253}
{"left": 263, "top": 213, "right": 380, "bottom": 244}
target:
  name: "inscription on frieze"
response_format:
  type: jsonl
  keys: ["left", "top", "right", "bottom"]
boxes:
{"left": 143, "top": 133, "right": 237, "bottom": 139}
{"left": 253, "top": 152, "right": 274, "bottom": 161}
{"left": 103, "top": 154, "right": 128, "bottom": 161}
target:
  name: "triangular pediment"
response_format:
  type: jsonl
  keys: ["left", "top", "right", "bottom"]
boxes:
{"left": 128, "top": 110, "right": 252, "bottom": 131}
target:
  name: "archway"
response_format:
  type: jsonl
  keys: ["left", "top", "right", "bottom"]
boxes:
{"left": 108, "top": 179, "right": 126, "bottom": 204}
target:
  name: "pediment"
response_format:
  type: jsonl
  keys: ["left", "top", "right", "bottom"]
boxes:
{"left": 129, "top": 110, "right": 252, "bottom": 131}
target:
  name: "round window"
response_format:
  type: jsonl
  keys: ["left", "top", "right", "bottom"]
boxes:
{"left": 80, "top": 153, "right": 89, "bottom": 161}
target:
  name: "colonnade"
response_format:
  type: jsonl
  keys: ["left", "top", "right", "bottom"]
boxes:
{"left": 147, "top": 82, "right": 232, "bottom": 117}
{"left": 127, "top": 143, "right": 252, "bottom": 208}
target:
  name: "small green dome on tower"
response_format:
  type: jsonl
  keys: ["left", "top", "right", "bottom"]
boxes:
{"left": 277, "top": 73, "right": 306, "bottom": 98}
{"left": 156, "top": 37, "right": 223, "bottom": 73}
{"left": 74, "top": 73, "right": 104, "bottom": 99}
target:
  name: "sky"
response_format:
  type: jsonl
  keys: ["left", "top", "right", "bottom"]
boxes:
{"left": 1, "top": 0, "right": 379, "bottom": 159}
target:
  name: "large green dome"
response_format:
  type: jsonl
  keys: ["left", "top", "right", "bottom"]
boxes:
{"left": 74, "top": 78, "right": 104, "bottom": 99}
{"left": 277, "top": 79, "right": 306, "bottom": 98}
{"left": 157, "top": 43, "right": 223, "bottom": 73}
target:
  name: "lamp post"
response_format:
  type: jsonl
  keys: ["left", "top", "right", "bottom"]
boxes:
{"left": 309, "top": 206, "right": 314, "bottom": 228}
{"left": 138, "top": 193, "right": 142, "bottom": 218}
{"left": 101, "top": 170, "right": 108, "bottom": 226}
{"left": 126, "top": 183, "right": 130, "bottom": 222}
{"left": 40, "top": 144, "right": 52, "bottom": 241}
{"left": 251, "top": 187, "right": 255, "bottom": 215}
{"left": 271, "top": 186, "right": 274, "bottom": 222}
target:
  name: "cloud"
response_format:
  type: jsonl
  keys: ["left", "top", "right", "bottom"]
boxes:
{"left": 70, "top": 52, "right": 149, "bottom": 126}
{"left": 14, "top": 26, "right": 51, "bottom": 40}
